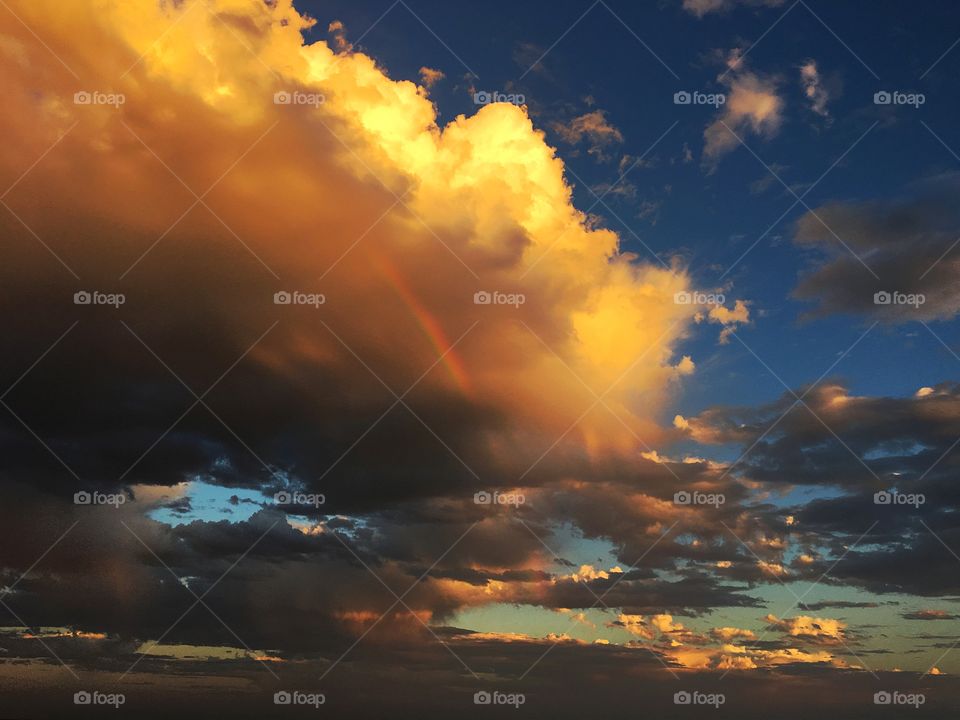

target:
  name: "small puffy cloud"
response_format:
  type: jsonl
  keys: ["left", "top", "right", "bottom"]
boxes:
{"left": 418, "top": 66, "right": 445, "bottom": 88}
{"left": 707, "top": 299, "right": 751, "bottom": 343}
{"left": 327, "top": 19, "right": 352, "bottom": 52}
{"left": 703, "top": 71, "right": 783, "bottom": 162}
{"left": 650, "top": 614, "right": 687, "bottom": 634}
{"left": 710, "top": 626, "right": 756, "bottom": 642}
{"left": 614, "top": 613, "right": 656, "bottom": 640}
{"left": 757, "top": 560, "right": 789, "bottom": 578}
{"left": 799, "top": 60, "right": 829, "bottom": 118}
{"left": 552, "top": 110, "right": 624, "bottom": 162}
{"left": 565, "top": 564, "right": 623, "bottom": 583}
{"left": 764, "top": 614, "right": 847, "bottom": 644}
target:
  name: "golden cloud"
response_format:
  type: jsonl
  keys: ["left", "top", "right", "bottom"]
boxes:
{"left": 0, "top": 0, "right": 719, "bottom": 477}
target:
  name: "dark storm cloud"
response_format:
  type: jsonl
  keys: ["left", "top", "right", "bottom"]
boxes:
{"left": 676, "top": 379, "right": 960, "bottom": 598}
{"left": 683, "top": 382, "right": 960, "bottom": 491}
{"left": 792, "top": 172, "right": 960, "bottom": 323}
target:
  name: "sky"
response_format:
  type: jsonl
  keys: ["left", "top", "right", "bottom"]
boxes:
{"left": 0, "top": 0, "right": 959, "bottom": 717}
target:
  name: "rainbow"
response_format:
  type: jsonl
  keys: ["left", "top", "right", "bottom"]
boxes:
{"left": 373, "top": 255, "right": 471, "bottom": 393}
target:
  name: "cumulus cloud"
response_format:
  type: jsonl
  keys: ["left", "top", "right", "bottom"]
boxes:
{"left": 0, "top": 0, "right": 714, "bottom": 510}
{"left": 764, "top": 614, "right": 847, "bottom": 645}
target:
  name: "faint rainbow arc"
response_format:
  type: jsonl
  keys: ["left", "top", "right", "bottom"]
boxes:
{"left": 373, "top": 255, "right": 472, "bottom": 394}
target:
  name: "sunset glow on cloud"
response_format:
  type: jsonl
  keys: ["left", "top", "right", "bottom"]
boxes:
{"left": 1, "top": 0, "right": 959, "bottom": 717}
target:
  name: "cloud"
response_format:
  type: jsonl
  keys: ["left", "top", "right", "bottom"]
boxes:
{"left": 612, "top": 612, "right": 849, "bottom": 670}
{"left": 705, "top": 298, "right": 751, "bottom": 343}
{"left": 711, "top": 626, "right": 757, "bottom": 642}
{"left": 703, "top": 69, "right": 783, "bottom": 163}
{"left": 552, "top": 110, "right": 624, "bottom": 162}
{"left": 327, "top": 19, "right": 352, "bottom": 52}
{"left": 0, "top": 0, "right": 953, "bottom": 697}
{"left": 764, "top": 614, "right": 847, "bottom": 645}
{"left": 677, "top": 381, "right": 960, "bottom": 487}
{"left": 682, "top": 0, "right": 786, "bottom": 17}
{"left": 418, "top": 66, "right": 445, "bottom": 88}
{"left": 799, "top": 601, "right": 885, "bottom": 611}
{"left": 0, "top": 0, "right": 788, "bottom": 677}
{"left": 901, "top": 610, "right": 957, "bottom": 620}
{"left": 799, "top": 60, "right": 830, "bottom": 117}
{"left": 792, "top": 173, "right": 960, "bottom": 323}
{"left": 0, "top": 0, "right": 712, "bottom": 515}
{"left": 675, "top": 378, "right": 960, "bottom": 597}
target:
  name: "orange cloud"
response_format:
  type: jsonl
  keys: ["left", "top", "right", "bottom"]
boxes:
{"left": 418, "top": 66, "right": 445, "bottom": 88}
{"left": 764, "top": 614, "right": 847, "bottom": 644}
{"left": 0, "top": 0, "right": 715, "bottom": 476}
